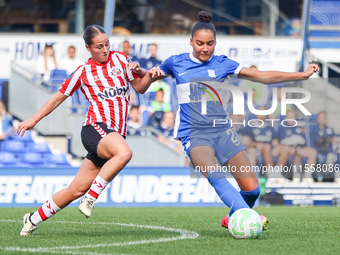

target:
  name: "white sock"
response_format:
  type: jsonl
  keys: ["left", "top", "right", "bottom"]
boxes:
{"left": 30, "top": 198, "right": 61, "bottom": 226}
{"left": 85, "top": 175, "right": 109, "bottom": 200}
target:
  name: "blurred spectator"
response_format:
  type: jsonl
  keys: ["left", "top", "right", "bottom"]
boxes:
{"left": 312, "top": 112, "right": 337, "bottom": 158}
{"left": 147, "top": 88, "right": 172, "bottom": 116}
{"left": 245, "top": 88, "right": 259, "bottom": 118}
{"left": 60, "top": 46, "right": 84, "bottom": 75}
{"left": 157, "top": 111, "right": 181, "bottom": 153}
{"left": 238, "top": 65, "right": 269, "bottom": 106}
{"left": 232, "top": 113, "right": 256, "bottom": 166}
{"left": 146, "top": 79, "right": 171, "bottom": 104}
{"left": 127, "top": 105, "right": 144, "bottom": 136}
{"left": 123, "top": 40, "right": 141, "bottom": 106}
{"left": 35, "top": 44, "right": 59, "bottom": 82}
{"left": 139, "top": 43, "right": 162, "bottom": 69}
{"left": 0, "top": 100, "right": 15, "bottom": 141}
{"left": 312, "top": 111, "right": 337, "bottom": 182}
{"left": 269, "top": 87, "right": 293, "bottom": 119}
{"left": 274, "top": 109, "right": 317, "bottom": 183}
{"left": 251, "top": 106, "right": 290, "bottom": 183}
{"left": 122, "top": 40, "right": 139, "bottom": 62}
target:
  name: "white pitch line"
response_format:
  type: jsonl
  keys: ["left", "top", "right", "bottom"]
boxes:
{"left": 0, "top": 220, "right": 199, "bottom": 255}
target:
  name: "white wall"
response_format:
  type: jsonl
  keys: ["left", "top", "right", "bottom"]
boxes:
{"left": 0, "top": 33, "right": 303, "bottom": 79}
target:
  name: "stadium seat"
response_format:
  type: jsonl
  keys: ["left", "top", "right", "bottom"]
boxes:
{"left": 142, "top": 110, "right": 150, "bottom": 126}
{"left": 46, "top": 154, "right": 71, "bottom": 167}
{"left": 1, "top": 141, "right": 27, "bottom": 154}
{"left": 0, "top": 152, "right": 21, "bottom": 165}
{"left": 49, "top": 69, "right": 68, "bottom": 84}
{"left": 22, "top": 152, "right": 45, "bottom": 166}
{"left": 147, "top": 111, "right": 164, "bottom": 129}
{"left": 12, "top": 130, "right": 34, "bottom": 144}
{"left": 28, "top": 142, "right": 52, "bottom": 154}
{"left": 48, "top": 69, "right": 68, "bottom": 91}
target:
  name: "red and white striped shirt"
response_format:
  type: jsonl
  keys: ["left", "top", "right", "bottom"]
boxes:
{"left": 59, "top": 51, "right": 138, "bottom": 136}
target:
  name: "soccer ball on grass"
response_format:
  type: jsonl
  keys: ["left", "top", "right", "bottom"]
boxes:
{"left": 228, "top": 208, "right": 263, "bottom": 239}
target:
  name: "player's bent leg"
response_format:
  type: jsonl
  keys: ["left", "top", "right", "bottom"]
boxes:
{"left": 226, "top": 150, "right": 258, "bottom": 191}
{"left": 79, "top": 133, "right": 132, "bottom": 218}
{"left": 96, "top": 132, "right": 132, "bottom": 182}
{"left": 55, "top": 159, "right": 101, "bottom": 208}
{"left": 20, "top": 159, "right": 101, "bottom": 235}
{"left": 190, "top": 146, "right": 250, "bottom": 223}
{"left": 222, "top": 151, "right": 269, "bottom": 230}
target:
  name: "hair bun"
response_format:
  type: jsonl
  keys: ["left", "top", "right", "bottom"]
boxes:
{"left": 198, "top": 11, "right": 212, "bottom": 23}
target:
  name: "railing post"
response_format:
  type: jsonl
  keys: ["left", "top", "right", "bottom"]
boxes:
{"left": 322, "top": 63, "right": 329, "bottom": 78}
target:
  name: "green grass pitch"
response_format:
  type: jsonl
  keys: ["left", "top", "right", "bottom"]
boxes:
{"left": 0, "top": 207, "right": 339, "bottom": 255}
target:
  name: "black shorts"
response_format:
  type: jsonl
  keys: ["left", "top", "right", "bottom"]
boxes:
{"left": 81, "top": 122, "right": 119, "bottom": 168}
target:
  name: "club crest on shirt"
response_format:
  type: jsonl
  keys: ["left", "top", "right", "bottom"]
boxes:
{"left": 110, "top": 67, "right": 123, "bottom": 76}
{"left": 207, "top": 69, "right": 216, "bottom": 77}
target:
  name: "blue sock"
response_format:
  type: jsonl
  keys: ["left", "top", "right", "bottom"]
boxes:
{"left": 207, "top": 171, "right": 249, "bottom": 214}
{"left": 229, "top": 186, "right": 261, "bottom": 216}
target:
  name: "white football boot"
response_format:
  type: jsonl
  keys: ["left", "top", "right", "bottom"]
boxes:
{"left": 79, "top": 197, "right": 96, "bottom": 218}
{"left": 20, "top": 213, "right": 37, "bottom": 236}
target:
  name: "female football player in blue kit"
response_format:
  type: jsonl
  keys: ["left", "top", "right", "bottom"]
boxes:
{"left": 158, "top": 11, "right": 319, "bottom": 230}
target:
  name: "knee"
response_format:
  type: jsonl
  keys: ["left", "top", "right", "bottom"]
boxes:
{"left": 264, "top": 143, "right": 271, "bottom": 151}
{"left": 239, "top": 178, "right": 259, "bottom": 191}
{"left": 249, "top": 179, "right": 260, "bottom": 191}
{"left": 282, "top": 145, "right": 291, "bottom": 154}
{"left": 118, "top": 148, "right": 133, "bottom": 164}
{"left": 310, "top": 148, "right": 317, "bottom": 158}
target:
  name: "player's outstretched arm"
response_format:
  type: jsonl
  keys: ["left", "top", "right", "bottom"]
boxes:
{"left": 130, "top": 67, "right": 165, "bottom": 94}
{"left": 17, "top": 91, "right": 68, "bottom": 136}
{"left": 237, "top": 63, "right": 320, "bottom": 84}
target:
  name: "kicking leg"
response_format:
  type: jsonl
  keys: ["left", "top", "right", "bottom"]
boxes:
{"left": 20, "top": 159, "right": 100, "bottom": 235}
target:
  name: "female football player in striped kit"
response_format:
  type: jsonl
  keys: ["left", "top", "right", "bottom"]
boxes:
{"left": 17, "top": 25, "right": 164, "bottom": 236}
{"left": 157, "top": 11, "right": 319, "bottom": 231}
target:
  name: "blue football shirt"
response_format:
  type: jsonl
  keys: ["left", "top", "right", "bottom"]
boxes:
{"left": 159, "top": 52, "right": 242, "bottom": 139}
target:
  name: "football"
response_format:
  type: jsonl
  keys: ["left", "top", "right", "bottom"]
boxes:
{"left": 228, "top": 208, "right": 263, "bottom": 239}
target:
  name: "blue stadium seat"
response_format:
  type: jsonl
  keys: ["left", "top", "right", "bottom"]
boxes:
{"left": 22, "top": 153, "right": 45, "bottom": 166}
{"left": 142, "top": 110, "right": 150, "bottom": 126}
{"left": 28, "top": 142, "right": 52, "bottom": 154}
{"left": 0, "top": 152, "right": 21, "bottom": 165}
{"left": 147, "top": 111, "right": 164, "bottom": 129}
{"left": 48, "top": 69, "right": 68, "bottom": 91}
{"left": 12, "top": 130, "right": 34, "bottom": 144}
{"left": 49, "top": 69, "right": 68, "bottom": 84}
{"left": 1, "top": 141, "right": 27, "bottom": 154}
{"left": 46, "top": 154, "right": 71, "bottom": 167}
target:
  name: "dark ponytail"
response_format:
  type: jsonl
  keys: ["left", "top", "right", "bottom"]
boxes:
{"left": 83, "top": 25, "right": 107, "bottom": 46}
{"left": 191, "top": 11, "right": 216, "bottom": 38}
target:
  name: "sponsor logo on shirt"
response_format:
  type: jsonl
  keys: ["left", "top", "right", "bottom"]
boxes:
{"left": 98, "top": 86, "right": 128, "bottom": 100}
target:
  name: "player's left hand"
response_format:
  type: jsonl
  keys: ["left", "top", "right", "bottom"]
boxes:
{"left": 148, "top": 67, "right": 165, "bottom": 79}
{"left": 127, "top": 62, "right": 142, "bottom": 74}
{"left": 303, "top": 63, "right": 320, "bottom": 78}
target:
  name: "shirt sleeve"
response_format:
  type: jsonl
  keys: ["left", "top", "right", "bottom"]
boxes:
{"left": 158, "top": 56, "right": 175, "bottom": 77}
{"left": 115, "top": 52, "right": 139, "bottom": 82}
{"left": 221, "top": 56, "right": 243, "bottom": 76}
{"left": 59, "top": 66, "right": 84, "bottom": 96}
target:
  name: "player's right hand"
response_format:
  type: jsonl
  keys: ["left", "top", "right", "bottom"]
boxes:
{"left": 148, "top": 67, "right": 165, "bottom": 78}
{"left": 17, "top": 118, "right": 37, "bottom": 137}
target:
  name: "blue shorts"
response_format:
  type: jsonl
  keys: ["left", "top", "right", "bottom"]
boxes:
{"left": 181, "top": 128, "right": 246, "bottom": 165}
